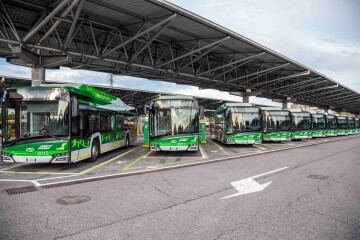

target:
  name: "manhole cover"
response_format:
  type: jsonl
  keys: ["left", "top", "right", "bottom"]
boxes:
{"left": 307, "top": 174, "right": 328, "bottom": 180}
{"left": 56, "top": 196, "right": 91, "bottom": 205}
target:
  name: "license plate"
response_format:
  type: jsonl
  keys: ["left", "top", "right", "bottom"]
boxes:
{"left": 25, "top": 158, "right": 37, "bottom": 163}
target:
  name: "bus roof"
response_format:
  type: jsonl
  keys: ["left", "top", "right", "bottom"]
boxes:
{"left": 8, "top": 84, "right": 135, "bottom": 112}
{"left": 222, "top": 103, "right": 258, "bottom": 107}
{"left": 155, "top": 95, "right": 196, "bottom": 101}
{"left": 287, "top": 109, "right": 311, "bottom": 114}
{"left": 259, "top": 107, "right": 287, "bottom": 111}
{"left": 214, "top": 102, "right": 259, "bottom": 114}
{"left": 310, "top": 112, "right": 326, "bottom": 116}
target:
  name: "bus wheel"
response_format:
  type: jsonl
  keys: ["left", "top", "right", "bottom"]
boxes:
{"left": 125, "top": 135, "right": 130, "bottom": 148}
{"left": 89, "top": 140, "right": 100, "bottom": 162}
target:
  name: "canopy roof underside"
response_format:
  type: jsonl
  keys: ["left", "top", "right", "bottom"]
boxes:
{"left": 0, "top": 0, "right": 358, "bottom": 113}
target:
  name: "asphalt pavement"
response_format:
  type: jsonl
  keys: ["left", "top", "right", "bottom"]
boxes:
{"left": 1, "top": 136, "right": 360, "bottom": 240}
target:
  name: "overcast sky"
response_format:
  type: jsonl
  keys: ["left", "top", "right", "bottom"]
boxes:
{"left": 0, "top": 0, "right": 359, "bottom": 106}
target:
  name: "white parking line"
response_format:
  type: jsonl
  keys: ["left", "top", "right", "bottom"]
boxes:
{"left": 0, "top": 179, "right": 40, "bottom": 186}
{"left": 254, "top": 145, "right": 268, "bottom": 150}
{"left": 0, "top": 171, "right": 79, "bottom": 175}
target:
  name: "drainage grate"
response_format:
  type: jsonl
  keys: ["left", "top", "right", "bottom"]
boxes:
{"left": 307, "top": 174, "right": 328, "bottom": 180}
{"left": 41, "top": 175, "right": 123, "bottom": 189}
{"left": 6, "top": 186, "right": 38, "bottom": 195}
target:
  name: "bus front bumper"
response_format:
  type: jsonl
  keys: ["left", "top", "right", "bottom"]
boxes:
{"left": 226, "top": 139, "right": 262, "bottom": 145}
{"left": 150, "top": 145, "right": 198, "bottom": 151}
{"left": 2, "top": 154, "right": 70, "bottom": 163}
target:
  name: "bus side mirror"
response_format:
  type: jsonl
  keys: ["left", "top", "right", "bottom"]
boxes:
{"left": 79, "top": 114, "right": 83, "bottom": 131}
{"left": 143, "top": 104, "right": 148, "bottom": 114}
{"left": 224, "top": 109, "right": 230, "bottom": 118}
{"left": 199, "top": 107, "right": 204, "bottom": 120}
{"left": 71, "top": 97, "right": 79, "bottom": 117}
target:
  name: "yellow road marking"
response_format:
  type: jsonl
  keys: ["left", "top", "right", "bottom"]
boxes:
{"left": 80, "top": 147, "right": 140, "bottom": 175}
{"left": 208, "top": 140, "right": 230, "bottom": 155}
{"left": 254, "top": 145, "right": 268, "bottom": 150}
{"left": 123, "top": 151, "right": 151, "bottom": 171}
{"left": 199, "top": 145, "right": 208, "bottom": 159}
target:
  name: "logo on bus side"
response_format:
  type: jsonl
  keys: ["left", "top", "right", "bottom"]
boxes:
{"left": 38, "top": 145, "right": 52, "bottom": 150}
{"left": 26, "top": 148, "right": 35, "bottom": 152}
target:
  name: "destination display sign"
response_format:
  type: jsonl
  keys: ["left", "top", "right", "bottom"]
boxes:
{"left": 267, "top": 111, "right": 289, "bottom": 116}
{"left": 292, "top": 112, "right": 311, "bottom": 117}
{"left": 155, "top": 100, "right": 198, "bottom": 109}
{"left": 231, "top": 107, "right": 259, "bottom": 113}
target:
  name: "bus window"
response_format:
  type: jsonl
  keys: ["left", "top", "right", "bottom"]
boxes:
{"left": 110, "top": 115, "right": 115, "bottom": 130}
{"left": 101, "top": 114, "right": 111, "bottom": 131}
{"left": 88, "top": 112, "right": 100, "bottom": 133}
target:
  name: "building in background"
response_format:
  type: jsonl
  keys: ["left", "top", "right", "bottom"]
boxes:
{"left": 290, "top": 104, "right": 318, "bottom": 111}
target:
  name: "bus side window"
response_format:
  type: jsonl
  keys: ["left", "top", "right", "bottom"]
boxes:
{"left": 116, "top": 115, "right": 124, "bottom": 131}
{"left": 110, "top": 115, "right": 115, "bottom": 130}
{"left": 88, "top": 115, "right": 95, "bottom": 133}
{"left": 101, "top": 113, "right": 111, "bottom": 132}
{"left": 80, "top": 111, "right": 89, "bottom": 136}
{"left": 94, "top": 113, "right": 100, "bottom": 131}
{"left": 71, "top": 116, "right": 79, "bottom": 137}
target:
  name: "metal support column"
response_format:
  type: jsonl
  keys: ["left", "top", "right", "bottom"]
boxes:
{"left": 31, "top": 67, "right": 45, "bottom": 86}
{"left": 243, "top": 96, "right": 249, "bottom": 103}
{"left": 282, "top": 101, "right": 287, "bottom": 109}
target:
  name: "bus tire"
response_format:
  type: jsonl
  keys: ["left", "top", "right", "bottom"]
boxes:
{"left": 88, "top": 140, "right": 100, "bottom": 162}
{"left": 125, "top": 135, "right": 130, "bottom": 148}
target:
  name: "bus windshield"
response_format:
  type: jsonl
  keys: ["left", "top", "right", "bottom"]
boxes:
{"left": 348, "top": 118, "right": 355, "bottom": 128}
{"left": 292, "top": 113, "right": 312, "bottom": 130}
{"left": 264, "top": 112, "right": 291, "bottom": 132}
{"left": 151, "top": 107, "right": 198, "bottom": 137}
{"left": 312, "top": 114, "right": 326, "bottom": 129}
{"left": 327, "top": 116, "right": 337, "bottom": 129}
{"left": 226, "top": 112, "right": 261, "bottom": 134}
{"left": 338, "top": 117, "right": 348, "bottom": 129}
{"left": 3, "top": 101, "right": 69, "bottom": 144}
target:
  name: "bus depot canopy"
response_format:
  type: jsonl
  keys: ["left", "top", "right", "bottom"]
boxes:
{"left": 0, "top": 75, "right": 233, "bottom": 113}
{"left": 0, "top": 0, "right": 359, "bottom": 113}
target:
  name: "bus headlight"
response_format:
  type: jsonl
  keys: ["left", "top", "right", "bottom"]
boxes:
{"left": 150, "top": 144, "right": 160, "bottom": 151}
{"left": 2, "top": 152, "right": 14, "bottom": 163}
{"left": 51, "top": 153, "right": 69, "bottom": 163}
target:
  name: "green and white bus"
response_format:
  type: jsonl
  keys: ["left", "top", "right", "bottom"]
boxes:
{"left": 209, "top": 103, "right": 262, "bottom": 145}
{"left": 347, "top": 117, "right": 356, "bottom": 135}
{"left": 311, "top": 112, "right": 327, "bottom": 138}
{"left": 2, "top": 84, "right": 136, "bottom": 163}
{"left": 288, "top": 109, "right": 312, "bottom": 140}
{"left": 261, "top": 107, "right": 292, "bottom": 142}
{"left": 146, "top": 96, "right": 201, "bottom": 151}
{"left": 324, "top": 113, "right": 338, "bottom": 137}
{"left": 337, "top": 116, "right": 349, "bottom": 136}
{"left": 356, "top": 118, "right": 360, "bottom": 134}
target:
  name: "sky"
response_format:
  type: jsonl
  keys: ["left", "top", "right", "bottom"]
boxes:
{"left": 0, "top": 0, "right": 359, "bottom": 106}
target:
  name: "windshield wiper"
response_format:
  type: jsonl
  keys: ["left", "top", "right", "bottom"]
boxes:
{"left": 39, "top": 134, "right": 62, "bottom": 141}
{"left": 9, "top": 135, "right": 29, "bottom": 146}
{"left": 8, "top": 134, "right": 62, "bottom": 146}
